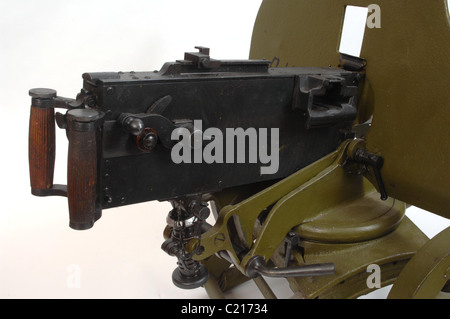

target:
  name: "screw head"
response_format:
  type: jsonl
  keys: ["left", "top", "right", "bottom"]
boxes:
{"left": 142, "top": 132, "right": 158, "bottom": 150}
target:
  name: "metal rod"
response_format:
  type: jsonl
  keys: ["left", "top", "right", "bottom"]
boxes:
{"left": 204, "top": 276, "right": 225, "bottom": 299}
{"left": 257, "top": 263, "right": 335, "bottom": 278}
{"left": 246, "top": 255, "right": 335, "bottom": 279}
{"left": 253, "top": 276, "right": 277, "bottom": 299}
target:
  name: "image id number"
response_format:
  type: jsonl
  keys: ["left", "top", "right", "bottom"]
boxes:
{"left": 225, "top": 303, "right": 268, "bottom": 314}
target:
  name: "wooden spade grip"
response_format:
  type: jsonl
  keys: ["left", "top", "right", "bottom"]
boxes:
{"left": 28, "top": 89, "right": 56, "bottom": 195}
{"left": 66, "top": 109, "right": 103, "bottom": 230}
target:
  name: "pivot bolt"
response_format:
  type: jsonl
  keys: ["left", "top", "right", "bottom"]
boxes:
{"left": 189, "top": 201, "right": 210, "bottom": 221}
{"left": 142, "top": 132, "right": 158, "bottom": 150}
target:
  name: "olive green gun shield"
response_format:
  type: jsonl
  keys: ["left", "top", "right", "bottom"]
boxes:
{"left": 250, "top": 0, "right": 450, "bottom": 220}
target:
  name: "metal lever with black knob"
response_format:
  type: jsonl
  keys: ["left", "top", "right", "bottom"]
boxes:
{"left": 353, "top": 148, "right": 388, "bottom": 200}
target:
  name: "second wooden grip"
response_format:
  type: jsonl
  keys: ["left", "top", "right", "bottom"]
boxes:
{"left": 67, "top": 109, "right": 103, "bottom": 230}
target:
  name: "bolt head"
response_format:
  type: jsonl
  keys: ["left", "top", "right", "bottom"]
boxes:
{"left": 142, "top": 132, "right": 158, "bottom": 150}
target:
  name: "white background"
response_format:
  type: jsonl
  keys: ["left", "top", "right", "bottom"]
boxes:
{"left": 0, "top": 0, "right": 449, "bottom": 299}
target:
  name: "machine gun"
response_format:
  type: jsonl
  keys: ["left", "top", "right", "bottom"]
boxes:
{"left": 29, "top": 46, "right": 362, "bottom": 288}
{"left": 28, "top": 0, "right": 450, "bottom": 299}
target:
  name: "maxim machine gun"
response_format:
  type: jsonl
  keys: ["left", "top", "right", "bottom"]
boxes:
{"left": 28, "top": 0, "right": 450, "bottom": 298}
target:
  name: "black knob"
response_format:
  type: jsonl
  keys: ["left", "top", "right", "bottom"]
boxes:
{"left": 118, "top": 113, "right": 145, "bottom": 136}
{"left": 124, "top": 117, "right": 145, "bottom": 136}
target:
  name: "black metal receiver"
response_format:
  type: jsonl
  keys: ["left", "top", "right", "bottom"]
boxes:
{"left": 28, "top": 47, "right": 362, "bottom": 288}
